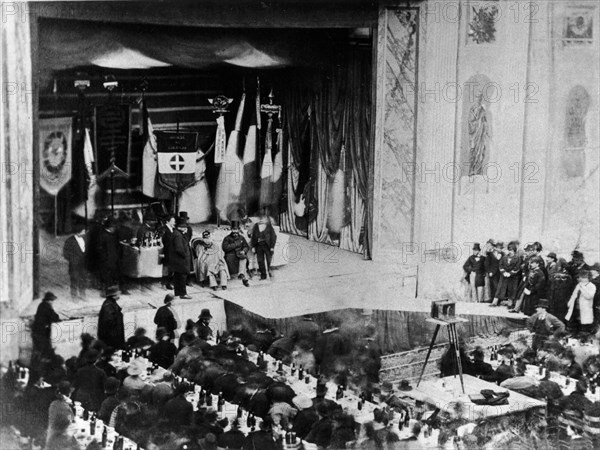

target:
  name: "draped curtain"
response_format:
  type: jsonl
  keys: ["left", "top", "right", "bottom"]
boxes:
{"left": 280, "top": 47, "right": 372, "bottom": 257}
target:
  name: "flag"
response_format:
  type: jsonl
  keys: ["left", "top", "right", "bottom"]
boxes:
{"left": 72, "top": 128, "right": 100, "bottom": 218}
{"left": 141, "top": 102, "right": 171, "bottom": 199}
{"left": 215, "top": 94, "right": 246, "bottom": 222}
{"left": 156, "top": 131, "right": 199, "bottom": 193}
{"left": 271, "top": 127, "right": 284, "bottom": 215}
{"left": 241, "top": 96, "right": 259, "bottom": 215}
{"left": 178, "top": 147, "right": 212, "bottom": 223}
{"left": 214, "top": 115, "right": 227, "bottom": 164}
{"left": 259, "top": 117, "right": 274, "bottom": 211}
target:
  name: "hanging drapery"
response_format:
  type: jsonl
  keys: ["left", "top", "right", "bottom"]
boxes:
{"left": 271, "top": 128, "right": 284, "bottom": 219}
{"left": 178, "top": 147, "right": 212, "bottom": 223}
{"left": 275, "top": 47, "right": 372, "bottom": 255}
{"left": 215, "top": 94, "right": 246, "bottom": 222}
{"left": 279, "top": 141, "right": 304, "bottom": 236}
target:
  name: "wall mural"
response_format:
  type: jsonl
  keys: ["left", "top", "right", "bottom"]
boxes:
{"left": 562, "top": 85, "right": 590, "bottom": 178}
{"left": 467, "top": 1, "right": 499, "bottom": 44}
{"left": 460, "top": 74, "right": 493, "bottom": 182}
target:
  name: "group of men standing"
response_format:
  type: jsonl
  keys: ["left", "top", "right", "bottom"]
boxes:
{"left": 463, "top": 240, "right": 600, "bottom": 333}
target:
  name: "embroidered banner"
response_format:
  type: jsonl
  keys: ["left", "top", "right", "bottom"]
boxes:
{"left": 39, "top": 117, "right": 72, "bottom": 196}
{"left": 156, "top": 131, "right": 199, "bottom": 193}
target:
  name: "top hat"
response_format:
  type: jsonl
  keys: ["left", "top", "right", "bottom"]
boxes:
{"left": 230, "top": 221, "right": 241, "bottom": 230}
{"left": 547, "top": 252, "right": 557, "bottom": 260}
{"left": 164, "top": 294, "right": 175, "bottom": 305}
{"left": 179, "top": 211, "right": 190, "bottom": 220}
{"left": 536, "top": 299, "right": 549, "bottom": 309}
{"left": 571, "top": 250, "right": 584, "bottom": 258}
{"left": 495, "top": 241, "right": 504, "bottom": 249}
{"left": 202, "top": 230, "right": 211, "bottom": 238}
{"left": 105, "top": 286, "right": 121, "bottom": 298}
{"left": 472, "top": 243, "right": 481, "bottom": 251}
{"left": 104, "top": 377, "right": 121, "bottom": 395}
{"left": 398, "top": 380, "right": 413, "bottom": 391}
{"left": 175, "top": 217, "right": 188, "bottom": 227}
{"left": 199, "top": 308, "right": 213, "bottom": 320}
{"left": 43, "top": 292, "right": 58, "bottom": 302}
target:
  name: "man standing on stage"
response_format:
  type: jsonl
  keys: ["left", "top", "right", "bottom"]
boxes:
{"left": 161, "top": 215, "right": 176, "bottom": 290}
{"left": 250, "top": 215, "right": 277, "bottom": 280}
{"left": 98, "top": 286, "right": 125, "bottom": 349}
{"left": 95, "top": 217, "right": 129, "bottom": 294}
{"left": 63, "top": 225, "right": 88, "bottom": 299}
{"left": 222, "top": 223, "right": 250, "bottom": 287}
{"left": 168, "top": 217, "right": 193, "bottom": 299}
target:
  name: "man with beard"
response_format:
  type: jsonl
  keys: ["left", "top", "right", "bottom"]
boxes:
{"left": 222, "top": 223, "right": 250, "bottom": 287}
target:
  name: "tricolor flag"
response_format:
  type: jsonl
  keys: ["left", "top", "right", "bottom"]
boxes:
{"left": 215, "top": 94, "right": 246, "bottom": 222}
{"left": 72, "top": 128, "right": 99, "bottom": 218}
{"left": 156, "top": 131, "right": 199, "bottom": 193}
{"left": 259, "top": 117, "right": 274, "bottom": 211}
{"left": 241, "top": 96, "right": 259, "bottom": 214}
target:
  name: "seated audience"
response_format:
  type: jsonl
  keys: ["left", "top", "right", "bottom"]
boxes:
{"left": 125, "top": 327, "right": 155, "bottom": 351}
{"left": 149, "top": 327, "right": 178, "bottom": 369}
{"left": 72, "top": 349, "right": 106, "bottom": 411}
{"left": 97, "top": 377, "right": 122, "bottom": 423}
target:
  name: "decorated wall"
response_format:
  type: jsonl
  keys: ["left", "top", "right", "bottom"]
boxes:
{"left": 394, "top": 0, "right": 600, "bottom": 298}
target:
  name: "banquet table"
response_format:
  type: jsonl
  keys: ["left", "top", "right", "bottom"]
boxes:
{"left": 69, "top": 405, "right": 138, "bottom": 450}
{"left": 399, "top": 374, "right": 546, "bottom": 422}
{"left": 120, "top": 243, "right": 164, "bottom": 278}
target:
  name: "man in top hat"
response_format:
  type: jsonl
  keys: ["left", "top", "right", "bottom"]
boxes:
{"left": 196, "top": 308, "right": 214, "bottom": 341}
{"left": 153, "top": 294, "right": 179, "bottom": 339}
{"left": 567, "top": 250, "right": 589, "bottom": 279}
{"left": 168, "top": 217, "right": 193, "bottom": 299}
{"left": 484, "top": 240, "right": 502, "bottom": 303}
{"left": 222, "top": 222, "right": 250, "bottom": 287}
{"left": 527, "top": 299, "right": 565, "bottom": 351}
{"left": 463, "top": 243, "right": 486, "bottom": 302}
{"left": 98, "top": 286, "right": 125, "bottom": 350}
{"left": 31, "top": 292, "right": 62, "bottom": 363}
{"left": 62, "top": 224, "right": 89, "bottom": 299}
{"left": 178, "top": 211, "right": 193, "bottom": 242}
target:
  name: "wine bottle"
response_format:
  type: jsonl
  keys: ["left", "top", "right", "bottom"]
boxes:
{"left": 291, "top": 363, "right": 296, "bottom": 376}
{"left": 206, "top": 392, "right": 213, "bottom": 407}
{"left": 237, "top": 406, "right": 243, "bottom": 419}
{"left": 335, "top": 385, "right": 343, "bottom": 400}
{"left": 102, "top": 426, "right": 108, "bottom": 448}
{"left": 90, "top": 413, "right": 96, "bottom": 436}
{"left": 298, "top": 365, "right": 304, "bottom": 380}
{"left": 285, "top": 426, "right": 294, "bottom": 445}
{"left": 199, "top": 389, "right": 206, "bottom": 406}
{"left": 217, "top": 392, "right": 224, "bottom": 412}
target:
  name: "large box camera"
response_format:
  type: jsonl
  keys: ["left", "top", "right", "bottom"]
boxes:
{"left": 430, "top": 300, "right": 456, "bottom": 320}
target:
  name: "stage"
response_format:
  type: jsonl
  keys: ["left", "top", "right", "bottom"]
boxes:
{"left": 16, "top": 231, "right": 529, "bottom": 360}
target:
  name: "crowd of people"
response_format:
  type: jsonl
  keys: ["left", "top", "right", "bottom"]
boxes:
{"left": 63, "top": 210, "right": 279, "bottom": 300}
{"left": 463, "top": 240, "right": 600, "bottom": 333}
{"left": 11, "top": 289, "right": 393, "bottom": 450}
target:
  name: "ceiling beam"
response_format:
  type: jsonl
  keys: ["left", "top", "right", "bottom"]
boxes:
{"left": 30, "top": 1, "right": 378, "bottom": 28}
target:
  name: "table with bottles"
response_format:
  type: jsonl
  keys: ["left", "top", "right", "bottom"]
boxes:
{"left": 70, "top": 402, "right": 139, "bottom": 450}
{"left": 120, "top": 242, "right": 164, "bottom": 279}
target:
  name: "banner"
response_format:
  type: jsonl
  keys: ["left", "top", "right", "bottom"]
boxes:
{"left": 156, "top": 131, "right": 198, "bottom": 192}
{"left": 39, "top": 117, "right": 73, "bottom": 196}
{"left": 214, "top": 116, "right": 227, "bottom": 164}
{"left": 94, "top": 104, "right": 131, "bottom": 177}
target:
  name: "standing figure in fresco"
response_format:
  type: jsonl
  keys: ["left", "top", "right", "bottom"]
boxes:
{"left": 468, "top": 91, "right": 490, "bottom": 177}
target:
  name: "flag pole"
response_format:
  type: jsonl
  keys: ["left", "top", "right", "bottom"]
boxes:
{"left": 53, "top": 78, "right": 58, "bottom": 237}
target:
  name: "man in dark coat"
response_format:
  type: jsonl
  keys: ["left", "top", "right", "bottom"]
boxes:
{"left": 526, "top": 299, "right": 565, "bottom": 351}
{"left": 292, "top": 395, "right": 319, "bottom": 440}
{"left": 249, "top": 216, "right": 277, "bottom": 280}
{"left": 305, "top": 403, "right": 334, "bottom": 449}
{"left": 153, "top": 294, "right": 178, "bottom": 339}
{"left": 168, "top": 217, "right": 193, "bottom": 298}
{"left": 518, "top": 256, "right": 548, "bottom": 315}
{"left": 164, "top": 383, "right": 194, "bottom": 427}
{"left": 292, "top": 315, "right": 320, "bottom": 350}
{"left": 31, "top": 292, "right": 61, "bottom": 364}
{"left": 149, "top": 327, "right": 178, "bottom": 369}
{"left": 178, "top": 211, "right": 194, "bottom": 287}
{"left": 463, "top": 243, "right": 486, "bottom": 302}
{"left": 242, "top": 417, "right": 279, "bottom": 450}
{"left": 470, "top": 347, "right": 496, "bottom": 382}
{"left": 485, "top": 241, "right": 502, "bottom": 303}
{"left": 72, "top": 349, "right": 106, "bottom": 411}
{"left": 94, "top": 217, "right": 121, "bottom": 291}
{"left": 222, "top": 224, "right": 250, "bottom": 286}
{"left": 62, "top": 226, "right": 88, "bottom": 299}
{"left": 196, "top": 308, "right": 213, "bottom": 341}
{"left": 97, "top": 286, "right": 125, "bottom": 349}
{"left": 161, "top": 215, "right": 176, "bottom": 290}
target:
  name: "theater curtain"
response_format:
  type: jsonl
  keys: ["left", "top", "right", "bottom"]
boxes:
{"left": 280, "top": 47, "right": 372, "bottom": 257}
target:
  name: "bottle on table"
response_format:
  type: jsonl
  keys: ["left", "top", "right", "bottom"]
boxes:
{"left": 102, "top": 426, "right": 108, "bottom": 448}
{"left": 335, "top": 385, "right": 343, "bottom": 401}
{"left": 298, "top": 365, "right": 304, "bottom": 380}
{"left": 217, "top": 391, "right": 224, "bottom": 412}
{"left": 291, "top": 363, "right": 296, "bottom": 376}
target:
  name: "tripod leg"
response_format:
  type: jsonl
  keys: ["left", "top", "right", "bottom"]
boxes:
{"left": 447, "top": 326, "right": 457, "bottom": 378}
{"left": 451, "top": 324, "right": 466, "bottom": 393}
{"left": 417, "top": 325, "right": 440, "bottom": 387}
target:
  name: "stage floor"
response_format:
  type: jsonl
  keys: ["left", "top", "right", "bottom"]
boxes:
{"left": 33, "top": 230, "right": 527, "bottom": 322}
